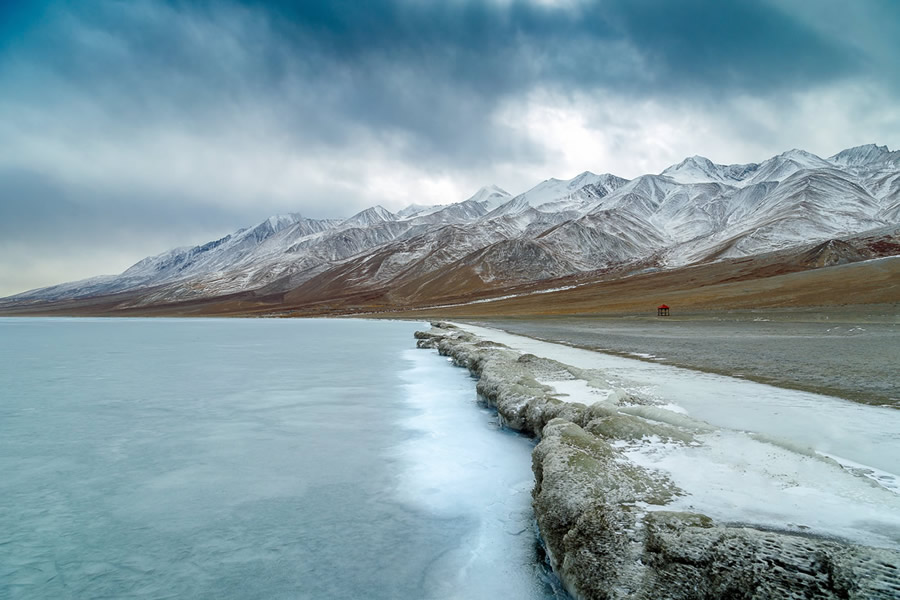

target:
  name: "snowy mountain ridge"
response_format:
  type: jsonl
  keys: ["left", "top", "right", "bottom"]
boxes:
{"left": 5, "top": 144, "right": 899, "bottom": 308}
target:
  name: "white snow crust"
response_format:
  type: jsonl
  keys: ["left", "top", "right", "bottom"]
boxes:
{"left": 453, "top": 323, "right": 900, "bottom": 550}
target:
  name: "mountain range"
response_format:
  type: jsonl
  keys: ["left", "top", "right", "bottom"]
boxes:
{"left": 3, "top": 143, "right": 899, "bottom": 316}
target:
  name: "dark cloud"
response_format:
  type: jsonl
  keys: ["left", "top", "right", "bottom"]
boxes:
{"left": 254, "top": 0, "right": 862, "bottom": 92}
{"left": 605, "top": 0, "right": 863, "bottom": 91}
{"left": 0, "top": 0, "right": 867, "bottom": 165}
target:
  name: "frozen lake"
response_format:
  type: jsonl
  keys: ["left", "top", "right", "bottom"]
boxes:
{"left": 0, "top": 318, "right": 565, "bottom": 599}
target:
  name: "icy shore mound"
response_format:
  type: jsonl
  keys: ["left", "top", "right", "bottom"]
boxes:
{"left": 415, "top": 323, "right": 900, "bottom": 600}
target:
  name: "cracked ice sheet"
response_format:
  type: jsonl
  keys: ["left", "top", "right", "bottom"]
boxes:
{"left": 452, "top": 323, "right": 900, "bottom": 549}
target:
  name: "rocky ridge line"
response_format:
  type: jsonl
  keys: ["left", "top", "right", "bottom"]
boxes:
{"left": 6, "top": 143, "right": 900, "bottom": 314}
{"left": 415, "top": 323, "right": 900, "bottom": 600}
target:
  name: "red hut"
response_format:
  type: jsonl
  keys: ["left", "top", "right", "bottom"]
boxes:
{"left": 657, "top": 304, "right": 670, "bottom": 316}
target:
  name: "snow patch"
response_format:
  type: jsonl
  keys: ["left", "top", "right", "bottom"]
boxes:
{"left": 451, "top": 323, "right": 900, "bottom": 549}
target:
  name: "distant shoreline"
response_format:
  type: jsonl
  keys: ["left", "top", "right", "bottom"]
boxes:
{"left": 2, "top": 306, "right": 897, "bottom": 407}
{"left": 451, "top": 314, "right": 900, "bottom": 409}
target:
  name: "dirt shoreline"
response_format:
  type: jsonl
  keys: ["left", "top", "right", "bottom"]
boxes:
{"left": 447, "top": 312, "right": 900, "bottom": 409}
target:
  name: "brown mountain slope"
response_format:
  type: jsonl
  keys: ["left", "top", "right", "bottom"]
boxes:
{"left": 400, "top": 253, "right": 899, "bottom": 320}
{"left": 1, "top": 232, "right": 898, "bottom": 318}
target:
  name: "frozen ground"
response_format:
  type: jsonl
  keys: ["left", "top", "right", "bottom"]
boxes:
{"left": 454, "top": 323, "right": 900, "bottom": 550}
{"left": 474, "top": 317, "right": 900, "bottom": 407}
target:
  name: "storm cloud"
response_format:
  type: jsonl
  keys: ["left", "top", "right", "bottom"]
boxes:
{"left": 1, "top": 0, "right": 898, "bottom": 295}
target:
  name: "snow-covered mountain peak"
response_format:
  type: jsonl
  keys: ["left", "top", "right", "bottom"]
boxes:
{"left": 220, "top": 213, "right": 304, "bottom": 248}
{"left": 592, "top": 173, "right": 631, "bottom": 193}
{"left": 260, "top": 213, "right": 303, "bottom": 232}
{"left": 777, "top": 149, "right": 830, "bottom": 167}
{"left": 679, "top": 155, "right": 714, "bottom": 167}
{"left": 829, "top": 144, "right": 897, "bottom": 167}
{"left": 517, "top": 172, "right": 604, "bottom": 207}
{"left": 661, "top": 155, "right": 722, "bottom": 184}
{"left": 396, "top": 203, "right": 439, "bottom": 219}
{"left": 484, "top": 171, "right": 630, "bottom": 219}
{"left": 392, "top": 187, "right": 512, "bottom": 224}
{"left": 341, "top": 205, "right": 398, "bottom": 228}
{"left": 466, "top": 185, "right": 511, "bottom": 210}
{"left": 660, "top": 156, "right": 759, "bottom": 186}
{"left": 568, "top": 171, "right": 600, "bottom": 187}
{"left": 745, "top": 149, "right": 833, "bottom": 185}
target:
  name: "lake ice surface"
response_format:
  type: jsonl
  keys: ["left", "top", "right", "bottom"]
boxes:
{"left": 0, "top": 318, "right": 564, "bottom": 599}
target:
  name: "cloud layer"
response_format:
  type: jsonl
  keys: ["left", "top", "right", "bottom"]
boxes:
{"left": 1, "top": 0, "right": 898, "bottom": 295}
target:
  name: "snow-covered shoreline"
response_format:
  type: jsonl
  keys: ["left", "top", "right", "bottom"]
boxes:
{"left": 415, "top": 321, "right": 900, "bottom": 600}
{"left": 454, "top": 323, "right": 900, "bottom": 487}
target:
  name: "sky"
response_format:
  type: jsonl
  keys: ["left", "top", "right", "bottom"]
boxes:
{"left": 1, "top": 0, "right": 899, "bottom": 296}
